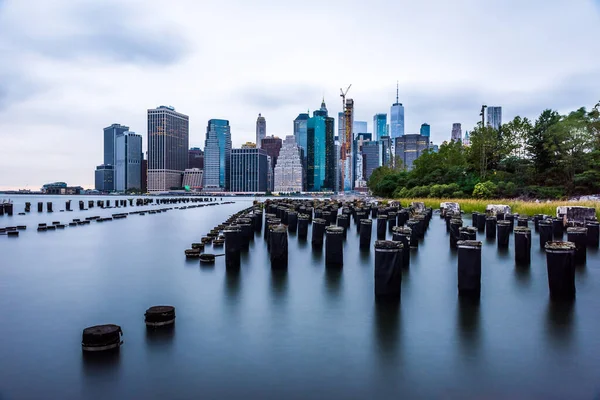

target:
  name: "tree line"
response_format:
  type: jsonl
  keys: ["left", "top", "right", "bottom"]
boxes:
{"left": 368, "top": 102, "right": 600, "bottom": 199}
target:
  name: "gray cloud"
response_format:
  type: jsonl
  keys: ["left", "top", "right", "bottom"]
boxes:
{"left": 0, "top": 2, "right": 188, "bottom": 65}
{"left": 240, "top": 83, "right": 323, "bottom": 111}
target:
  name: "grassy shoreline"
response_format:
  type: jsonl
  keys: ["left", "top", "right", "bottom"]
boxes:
{"left": 389, "top": 198, "right": 600, "bottom": 219}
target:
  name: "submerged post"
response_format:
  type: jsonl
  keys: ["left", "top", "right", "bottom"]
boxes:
{"left": 359, "top": 219, "right": 373, "bottom": 250}
{"left": 325, "top": 226, "right": 344, "bottom": 267}
{"left": 374, "top": 240, "right": 403, "bottom": 301}
{"left": 514, "top": 226, "right": 531, "bottom": 265}
{"left": 269, "top": 225, "right": 288, "bottom": 269}
{"left": 567, "top": 227, "right": 587, "bottom": 265}
{"left": 545, "top": 241, "right": 576, "bottom": 300}
{"left": 225, "top": 227, "right": 241, "bottom": 270}
{"left": 457, "top": 240, "right": 482, "bottom": 299}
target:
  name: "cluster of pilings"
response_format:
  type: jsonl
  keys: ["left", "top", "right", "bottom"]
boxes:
{"left": 7, "top": 197, "right": 219, "bottom": 214}
{"left": 184, "top": 205, "right": 260, "bottom": 265}
{"left": 458, "top": 205, "right": 598, "bottom": 301}
{"left": 9, "top": 202, "right": 223, "bottom": 238}
{"left": 188, "top": 199, "right": 434, "bottom": 302}
{"left": 81, "top": 305, "right": 175, "bottom": 353}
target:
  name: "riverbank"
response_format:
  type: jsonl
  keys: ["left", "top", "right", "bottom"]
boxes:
{"left": 390, "top": 198, "right": 600, "bottom": 219}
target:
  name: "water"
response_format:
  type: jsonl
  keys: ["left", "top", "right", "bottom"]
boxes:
{"left": 1, "top": 196, "right": 600, "bottom": 399}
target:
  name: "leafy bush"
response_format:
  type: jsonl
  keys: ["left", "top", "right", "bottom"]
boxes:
{"left": 472, "top": 181, "right": 497, "bottom": 199}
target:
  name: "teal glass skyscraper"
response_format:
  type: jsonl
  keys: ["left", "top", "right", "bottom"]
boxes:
{"left": 420, "top": 123, "right": 430, "bottom": 137}
{"left": 307, "top": 101, "right": 335, "bottom": 191}
{"left": 203, "top": 119, "right": 232, "bottom": 191}
{"left": 373, "top": 114, "right": 387, "bottom": 141}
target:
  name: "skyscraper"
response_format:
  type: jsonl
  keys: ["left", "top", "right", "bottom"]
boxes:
{"left": 230, "top": 148, "right": 268, "bottom": 192}
{"left": 147, "top": 106, "right": 189, "bottom": 192}
{"left": 115, "top": 131, "right": 142, "bottom": 191}
{"left": 188, "top": 148, "right": 204, "bottom": 170}
{"left": 487, "top": 106, "right": 502, "bottom": 130}
{"left": 380, "top": 136, "right": 392, "bottom": 167}
{"left": 390, "top": 83, "right": 405, "bottom": 138}
{"left": 373, "top": 114, "right": 387, "bottom": 141}
{"left": 353, "top": 134, "right": 371, "bottom": 189}
{"left": 141, "top": 157, "right": 147, "bottom": 193}
{"left": 293, "top": 112, "right": 309, "bottom": 159}
{"left": 353, "top": 121, "right": 368, "bottom": 139}
{"left": 362, "top": 140, "right": 380, "bottom": 182}
{"left": 203, "top": 119, "right": 231, "bottom": 191}
{"left": 256, "top": 113, "right": 266, "bottom": 148}
{"left": 395, "top": 134, "right": 430, "bottom": 170}
{"left": 274, "top": 135, "right": 303, "bottom": 193}
{"left": 342, "top": 99, "right": 354, "bottom": 191}
{"left": 103, "top": 123, "right": 129, "bottom": 166}
{"left": 307, "top": 101, "right": 335, "bottom": 191}
{"left": 451, "top": 123, "right": 462, "bottom": 142}
{"left": 420, "top": 123, "right": 431, "bottom": 137}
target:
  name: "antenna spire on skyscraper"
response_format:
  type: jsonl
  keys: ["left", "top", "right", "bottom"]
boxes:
{"left": 396, "top": 81, "right": 399, "bottom": 104}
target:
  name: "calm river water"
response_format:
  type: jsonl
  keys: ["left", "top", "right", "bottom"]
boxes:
{"left": 0, "top": 195, "right": 599, "bottom": 399}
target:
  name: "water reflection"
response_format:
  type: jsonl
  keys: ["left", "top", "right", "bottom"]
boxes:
{"left": 324, "top": 268, "right": 343, "bottom": 300}
{"left": 497, "top": 247, "right": 509, "bottom": 260}
{"left": 359, "top": 247, "right": 370, "bottom": 265}
{"left": 81, "top": 349, "right": 122, "bottom": 379}
{"left": 373, "top": 301, "right": 401, "bottom": 364}
{"left": 514, "top": 265, "right": 531, "bottom": 288}
{"left": 545, "top": 300, "right": 575, "bottom": 348}
{"left": 145, "top": 325, "right": 176, "bottom": 349}
{"left": 270, "top": 269, "right": 288, "bottom": 299}
{"left": 456, "top": 297, "right": 481, "bottom": 359}
{"left": 311, "top": 244, "right": 323, "bottom": 263}
{"left": 224, "top": 270, "right": 241, "bottom": 305}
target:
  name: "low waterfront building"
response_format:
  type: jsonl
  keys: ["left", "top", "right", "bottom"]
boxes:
{"left": 182, "top": 168, "right": 203, "bottom": 190}
{"left": 95, "top": 165, "right": 115, "bottom": 192}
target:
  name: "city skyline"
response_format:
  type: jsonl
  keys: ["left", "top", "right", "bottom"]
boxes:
{"left": 1, "top": 0, "right": 599, "bottom": 189}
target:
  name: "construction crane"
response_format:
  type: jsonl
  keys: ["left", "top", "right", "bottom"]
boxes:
{"left": 339, "top": 84, "right": 352, "bottom": 193}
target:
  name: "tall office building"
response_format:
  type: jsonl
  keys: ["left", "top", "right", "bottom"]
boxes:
{"left": 353, "top": 134, "right": 372, "bottom": 189}
{"left": 261, "top": 135, "right": 282, "bottom": 189}
{"left": 230, "top": 148, "right": 268, "bottom": 192}
{"left": 293, "top": 112, "right": 309, "bottom": 158}
{"left": 294, "top": 113, "right": 309, "bottom": 190}
{"left": 307, "top": 102, "right": 335, "bottom": 191}
{"left": 395, "top": 134, "right": 430, "bottom": 170}
{"left": 353, "top": 121, "right": 368, "bottom": 139}
{"left": 390, "top": 83, "right": 405, "bottom": 138}
{"left": 380, "top": 136, "right": 392, "bottom": 167}
{"left": 274, "top": 135, "right": 303, "bottom": 192}
{"left": 203, "top": 119, "right": 232, "bottom": 191}
{"left": 342, "top": 99, "right": 354, "bottom": 191}
{"left": 362, "top": 140, "right": 380, "bottom": 182}
{"left": 188, "top": 148, "right": 204, "bottom": 170}
{"left": 420, "top": 123, "right": 431, "bottom": 137}
{"left": 451, "top": 123, "right": 462, "bottom": 142}
{"left": 103, "top": 123, "right": 129, "bottom": 166}
{"left": 487, "top": 106, "right": 502, "bottom": 130}
{"left": 147, "top": 106, "right": 189, "bottom": 192}
{"left": 141, "top": 157, "right": 147, "bottom": 192}
{"left": 115, "top": 131, "right": 142, "bottom": 191}
{"left": 373, "top": 114, "right": 387, "bottom": 141}
{"left": 256, "top": 113, "right": 266, "bottom": 148}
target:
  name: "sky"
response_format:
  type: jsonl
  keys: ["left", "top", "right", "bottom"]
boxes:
{"left": 0, "top": 0, "right": 599, "bottom": 190}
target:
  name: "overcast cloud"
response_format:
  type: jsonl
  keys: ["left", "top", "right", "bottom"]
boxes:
{"left": 0, "top": 0, "right": 599, "bottom": 189}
